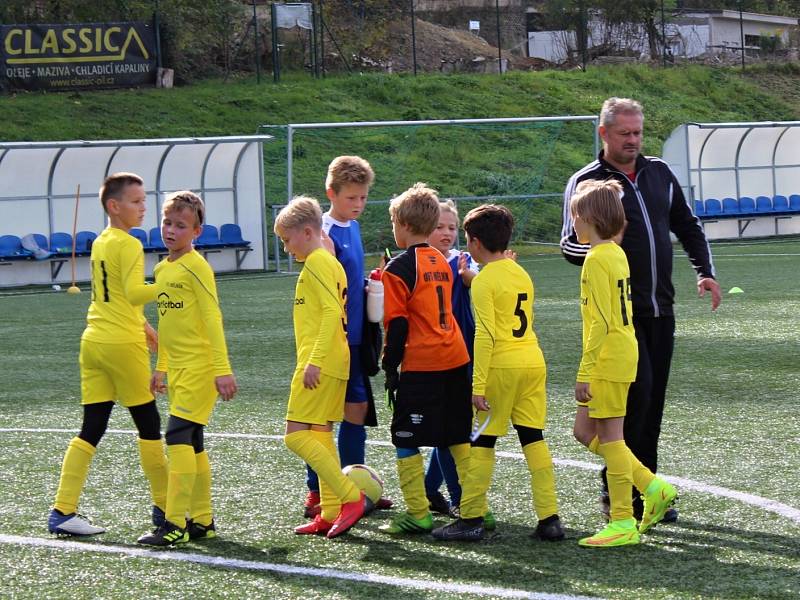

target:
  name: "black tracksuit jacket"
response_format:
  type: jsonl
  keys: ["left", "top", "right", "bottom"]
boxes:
{"left": 560, "top": 151, "right": 716, "bottom": 318}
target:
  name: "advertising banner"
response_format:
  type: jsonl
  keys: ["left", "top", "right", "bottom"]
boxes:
{"left": 1, "top": 22, "right": 157, "bottom": 91}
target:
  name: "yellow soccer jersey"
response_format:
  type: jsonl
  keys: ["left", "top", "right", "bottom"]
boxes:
{"left": 293, "top": 248, "right": 349, "bottom": 381}
{"left": 471, "top": 258, "right": 545, "bottom": 396}
{"left": 83, "top": 227, "right": 159, "bottom": 344}
{"left": 153, "top": 250, "right": 232, "bottom": 376}
{"left": 578, "top": 242, "right": 638, "bottom": 383}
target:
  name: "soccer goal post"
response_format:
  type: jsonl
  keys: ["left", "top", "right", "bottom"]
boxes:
{"left": 259, "top": 116, "right": 598, "bottom": 271}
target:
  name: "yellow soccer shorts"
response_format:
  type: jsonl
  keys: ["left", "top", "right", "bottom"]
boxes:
{"left": 80, "top": 339, "right": 152, "bottom": 407}
{"left": 477, "top": 366, "right": 547, "bottom": 437}
{"left": 577, "top": 379, "right": 630, "bottom": 419}
{"left": 286, "top": 368, "right": 346, "bottom": 426}
{"left": 167, "top": 366, "right": 219, "bottom": 426}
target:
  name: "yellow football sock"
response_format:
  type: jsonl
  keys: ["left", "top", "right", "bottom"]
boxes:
{"left": 54, "top": 437, "right": 95, "bottom": 515}
{"left": 137, "top": 438, "right": 168, "bottom": 513}
{"left": 166, "top": 444, "right": 196, "bottom": 529}
{"left": 285, "top": 430, "right": 360, "bottom": 521}
{"left": 599, "top": 440, "right": 634, "bottom": 522}
{"left": 310, "top": 429, "right": 342, "bottom": 522}
{"left": 588, "top": 436, "right": 600, "bottom": 455}
{"left": 523, "top": 440, "right": 559, "bottom": 521}
{"left": 459, "top": 446, "right": 495, "bottom": 520}
{"left": 628, "top": 450, "right": 655, "bottom": 494}
{"left": 396, "top": 453, "right": 428, "bottom": 519}
{"left": 190, "top": 450, "right": 213, "bottom": 527}
{"left": 448, "top": 442, "right": 471, "bottom": 485}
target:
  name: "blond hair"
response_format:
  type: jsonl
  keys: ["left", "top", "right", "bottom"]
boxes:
{"left": 325, "top": 155, "right": 375, "bottom": 193}
{"left": 389, "top": 182, "right": 440, "bottom": 236}
{"left": 99, "top": 172, "right": 143, "bottom": 213}
{"left": 600, "top": 97, "right": 644, "bottom": 128}
{"left": 439, "top": 199, "right": 460, "bottom": 224}
{"left": 570, "top": 179, "right": 625, "bottom": 240}
{"left": 163, "top": 190, "right": 205, "bottom": 227}
{"left": 274, "top": 195, "right": 323, "bottom": 233}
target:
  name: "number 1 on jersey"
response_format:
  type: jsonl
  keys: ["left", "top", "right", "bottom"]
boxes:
{"left": 617, "top": 277, "right": 631, "bottom": 325}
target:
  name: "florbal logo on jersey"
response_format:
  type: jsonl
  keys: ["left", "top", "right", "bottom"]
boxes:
{"left": 1, "top": 22, "right": 157, "bottom": 91}
{"left": 157, "top": 292, "right": 184, "bottom": 316}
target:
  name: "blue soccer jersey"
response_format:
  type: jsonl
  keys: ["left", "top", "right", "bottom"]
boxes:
{"left": 323, "top": 213, "right": 365, "bottom": 345}
{"left": 444, "top": 248, "right": 477, "bottom": 362}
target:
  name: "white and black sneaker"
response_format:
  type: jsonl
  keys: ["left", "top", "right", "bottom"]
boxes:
{"left": 48, "top": 509, "right": 106, "bottom": 536}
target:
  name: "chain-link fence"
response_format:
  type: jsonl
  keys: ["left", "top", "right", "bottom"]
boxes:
{"left": 3, "top": 1, "right": 797, "bottom": 84}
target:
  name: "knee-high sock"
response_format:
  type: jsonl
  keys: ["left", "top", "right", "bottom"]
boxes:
{"left": 285, "top": 430, "right": 360, "bottom": 521}
{"left": 166, "top": 444, "right": 196, "bottom": 529}
{"left": 54, "top": 437, "right": 96, "bottom": 514}
{"left": 628, "top": 446, "right": 655, "bottom": 496}
{"left": 396, "top": 453, "right": 428, "bottom": 519}
{"left": 588, "top": 436, "right": 600, "bottom": 455}
{"left": 310, "top": 429, "right": 343, "bottom": 522}
{"left": 305, "top": 464, "right": 320, "bottom": 494}
{"left": 337, "top": 420, "right": 366, "bottom": 467}
{"left": 190, "top": 450, "right": 213, "bottom": 526}
{"left": 424, "top": 448, "right": 445, "bottom": 495}
{"left": 599, "top": 440, "right": 635, "bottom": 522}
{"left": 523, "top": 440, "right": 559, "bottom": 521}
{"left": 437, "top": 446, "right": 462, "bottom": 506}
{"left": 458, "top": 446, "right": 495, "bottom": 520}
{"left": 137, "top": 438, "right": 168, "bottom": 512}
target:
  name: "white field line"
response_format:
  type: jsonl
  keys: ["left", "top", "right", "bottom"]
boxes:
{"left": 2, "top": 427, "right": 799, "bottom": 525}
{"left": 0, "top": 533, "right": 596, "bottom": 600}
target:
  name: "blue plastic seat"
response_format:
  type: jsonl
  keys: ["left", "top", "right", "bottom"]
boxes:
{"left": 693, "top": 200, "right": 706, "bottom": 216}
{"left": 129, "top": 228, "right": 149, "bottom": 248}
{"left": 790, "top": 194, "right": 800, "bottom": 212}
{"left": 704, "top": 198, "right": 722, "bottom": 215}
{"left": 75, "top": 231, "right": 98, "bottom": 256}
{"left": 196, "top": 224, "right": 224, "bottom": 248}
{"left": 738, "top": 197, "right": 755, "bottom": 214}
{"left": 149, "top": 227, "right": 166, "bottom": 250}
{"left": 772, "top": 195, "right": 789, "bottom": 213}
{"left": 32, "top": 233, "right": 49, "bottom": 251}
{"left": 722, "top": 197, "right": 740, "bottom": 215}
{"left": 220, "top": 223, "right": 250, "bottom": 247}
{"left": 0, "top": 235, "right": 25, "bottom": 258}
{"left": 755, "top": 196, "right": 772, "bottom": 213}
{"left": 49, "top": 232, "right": 73, "bottom": 256}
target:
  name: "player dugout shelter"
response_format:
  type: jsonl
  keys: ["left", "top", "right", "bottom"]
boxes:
{"left": 663, "top": 121, "right": 800, "bottom": 239}
{"left": 0, "top": 135, "right": 271, "bottom": 287}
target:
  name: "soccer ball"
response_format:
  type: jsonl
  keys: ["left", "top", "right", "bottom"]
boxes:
{"left": 342, "top": 464, "right": 383, "bottom": 513}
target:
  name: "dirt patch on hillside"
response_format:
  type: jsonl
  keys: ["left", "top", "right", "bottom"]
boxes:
{"left": 349, "top": 18, "right": 547, "bottom": 73}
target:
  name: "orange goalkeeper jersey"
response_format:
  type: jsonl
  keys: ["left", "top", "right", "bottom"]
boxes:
{"left": 381, "top": 243, "right": 469, "bottom": 372}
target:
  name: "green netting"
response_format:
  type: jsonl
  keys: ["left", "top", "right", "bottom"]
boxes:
{"left": 260, "top": 118, "right": 596, "bottom": 265}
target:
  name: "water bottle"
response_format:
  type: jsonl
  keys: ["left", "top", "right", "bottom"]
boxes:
{"left": 366, "top": 268, "right": 384, "bottom": 323}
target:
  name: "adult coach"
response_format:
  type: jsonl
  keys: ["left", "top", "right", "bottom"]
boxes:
{"left": 560, "top": 97, "right": 721, "bottom": 521}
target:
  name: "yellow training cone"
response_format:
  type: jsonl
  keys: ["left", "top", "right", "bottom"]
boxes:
{"left": 728, "top": 287, "right": 744, "bottom": 294}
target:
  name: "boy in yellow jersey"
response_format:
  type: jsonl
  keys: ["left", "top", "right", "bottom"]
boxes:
{"left": 569, "top": 179, "right": 677, "bottom": 547}
{"left": 136, "top": 191, "right": 238, "bottom": 546}
{"left": 274, "top": 195, "right": 365, "bottom": 539}
{"left": 48, "top": 172, "right": 168, "bottom": 537}
{"left": 432, "top": 204, "right": 564, "bottom": 542}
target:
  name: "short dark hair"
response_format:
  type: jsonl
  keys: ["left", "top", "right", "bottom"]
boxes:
{"left": 463, "top": 204, "right": 514, "bottom": 253}
{"left": 99, "top": 172, "right": 143, "bottom": 213}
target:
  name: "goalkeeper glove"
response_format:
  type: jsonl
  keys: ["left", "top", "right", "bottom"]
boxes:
{"left": 385, "top": 370, "right": 399, "bottom": 409}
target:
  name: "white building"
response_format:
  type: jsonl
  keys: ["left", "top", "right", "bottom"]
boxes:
{"left": 527, "top": 8, "right": 798, "bottom": 62}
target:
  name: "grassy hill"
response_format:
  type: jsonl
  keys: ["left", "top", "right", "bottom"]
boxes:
{"left": 3, "top": 62, "right": 799, "bottom": 246}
